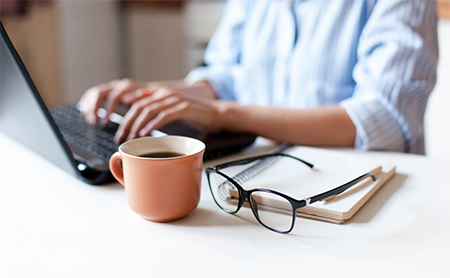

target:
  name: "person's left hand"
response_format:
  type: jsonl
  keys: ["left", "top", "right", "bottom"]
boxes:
{"left": 114, "top": 86, "right": 224, "bottom": 143}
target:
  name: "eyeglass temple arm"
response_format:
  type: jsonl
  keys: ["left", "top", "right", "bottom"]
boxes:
{"left": 213, "top": 153, "right": 314, "bottom": 171}
{"left": 303, "top": 173, "right": 377, "bottom": 206}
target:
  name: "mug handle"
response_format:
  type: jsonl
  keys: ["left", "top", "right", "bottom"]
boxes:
{"left": 109, "top": 152, "right": 125, "bottom": 186}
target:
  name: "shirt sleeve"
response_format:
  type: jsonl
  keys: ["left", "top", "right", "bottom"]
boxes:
{"left": 185, "top": 0, "right": 250, "bottom": 101}
{"left": 340, "top": 0, "right": 438, "bottom": 154}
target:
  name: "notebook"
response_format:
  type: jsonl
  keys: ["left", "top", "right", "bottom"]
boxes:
{"left": 231, "top": 146, "right": 396, "bottom": 224}
{"left": 0, "top": 22, "right": 255, "bottom": 184}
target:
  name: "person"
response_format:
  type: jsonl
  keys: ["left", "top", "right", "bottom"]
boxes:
{"left": 80, "top": 0, "right": 438, "bottom": 154}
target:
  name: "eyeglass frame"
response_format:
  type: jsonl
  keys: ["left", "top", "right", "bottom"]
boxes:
{"left": 205, "top": 153, "right": 377, "bottom": 234}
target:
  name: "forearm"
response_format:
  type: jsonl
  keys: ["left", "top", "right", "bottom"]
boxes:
{"left": 217, "top": 103, "right": 356, "bottom": 147}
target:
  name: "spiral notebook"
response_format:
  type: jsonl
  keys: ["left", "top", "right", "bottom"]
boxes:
{"left": 233, "top": 146, "right": 396, "bottom": 224}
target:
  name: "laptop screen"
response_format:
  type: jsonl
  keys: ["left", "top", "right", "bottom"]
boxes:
{"left": 0, "top": 23, "right": 78, "bottom": 177}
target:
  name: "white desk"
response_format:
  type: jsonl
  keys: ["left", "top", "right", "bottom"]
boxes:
{"left": 0, "top": 132, "right": 449, "bottom": 278}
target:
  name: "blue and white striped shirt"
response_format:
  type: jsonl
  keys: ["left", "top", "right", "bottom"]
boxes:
{"left": 186, "top": 0, "right": 439, "bottom": 154}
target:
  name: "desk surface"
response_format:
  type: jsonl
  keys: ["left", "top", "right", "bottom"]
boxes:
{"left": 0, "top": 132, "right": 449, "bottom": 278}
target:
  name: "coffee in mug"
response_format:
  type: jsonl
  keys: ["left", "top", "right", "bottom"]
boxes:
{"left": 138, "top": 151, "right": 185, "bottom": 158}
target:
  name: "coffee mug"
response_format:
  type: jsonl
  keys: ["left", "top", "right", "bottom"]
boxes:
{"left": 109, "top": 136, "right": 205, "bottom": 222}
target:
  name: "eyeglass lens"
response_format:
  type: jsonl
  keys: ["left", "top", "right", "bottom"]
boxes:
{"left": 208, "top": 171, "right": 240, "bottom": 213}
{"left": 208, "top": 170, "right": 295, "bottom": 232}
{"left": 250, "top": 191, "right": 294, "bottom": 232}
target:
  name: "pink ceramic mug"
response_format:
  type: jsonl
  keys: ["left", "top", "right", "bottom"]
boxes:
{"left": 109, "top": 136, "right": 205, "bottom": 222}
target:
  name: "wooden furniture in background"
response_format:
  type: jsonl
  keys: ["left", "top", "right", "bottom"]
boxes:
{"left": 120, "top": 0, "right": 185, "bottom": 10}
{"left": 439, "top": 0, "right": 450, "bottom": 18}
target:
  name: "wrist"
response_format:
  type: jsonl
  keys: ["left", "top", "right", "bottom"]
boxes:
{"left": 213, "top": 101, "right": 242, "bottom": 132}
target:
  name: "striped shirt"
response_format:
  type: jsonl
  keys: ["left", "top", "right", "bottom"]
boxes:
{"left": 186, "top": 0, "right": 439, "bottom": 154}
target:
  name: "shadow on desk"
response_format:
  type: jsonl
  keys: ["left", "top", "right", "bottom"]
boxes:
{"left": 168, "top": 207, "right": 261, "bottom": 228}
{"left": 95, "top": 181, "right": 124, "bottom": 190}
{"left": 348, "top": 172, "right": 407, "bottom": 224}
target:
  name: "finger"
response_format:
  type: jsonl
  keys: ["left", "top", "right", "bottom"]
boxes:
{"left": 151, "top": 86, "right": 177, "bottom": 100}
{"left": 81, "top": 80, "right": 118, "bottom": 125}
{"left": 139, "top": 101, "right": 189, "bottom": 137}
{"left": 121, "top": 88, "right": 154, "bottom": 105}
{"left": 122, "top": 87, "right": 178, "bottom": 135}
{"left": 102, "top": 79, "right": 142, "bottom": 125}
{"left": 137, "top": 88, "right": 156, "bottom": 99}
{"left": 115, "top": 89, "right": 177, "bottom": 142}
{"left": 120, "top": 92, "right": 139, "bottom": 105}
{"left": 114, "top": 97, "right": 153, "bottom": 143}
{"left": 126, "top": 96, "right": 183, "bottom": 141}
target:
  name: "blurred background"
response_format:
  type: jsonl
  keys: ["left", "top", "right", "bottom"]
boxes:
{"left": 1, "top": 0, "right": 226, "bottom": 106}
{"left": 1, "top": 0, "right": 449, "bottom": 160}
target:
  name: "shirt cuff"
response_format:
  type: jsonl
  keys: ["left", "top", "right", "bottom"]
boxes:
{"left": 340, "top": 96, "right": 406, "bottom": 152}
{"left": 185, "top": 66, "right": 237, "bottom": 101}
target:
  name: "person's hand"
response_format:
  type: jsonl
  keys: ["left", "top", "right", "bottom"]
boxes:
{"left": 80, "top": 79, "right": 140, "bottom": 125}
{"left": 80, "top": 78, "right": 188, "bottom": 126}
{"left": 114, "top": 86, "right": 224, "bottom": 143}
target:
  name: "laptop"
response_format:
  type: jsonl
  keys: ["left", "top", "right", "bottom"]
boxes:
{"left": 0, "top": 22, "right": 256, "bottom": 184}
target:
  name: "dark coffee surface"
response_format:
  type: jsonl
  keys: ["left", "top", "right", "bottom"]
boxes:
{"left": 139, "top": 151, "right": 185, "bottom": 158}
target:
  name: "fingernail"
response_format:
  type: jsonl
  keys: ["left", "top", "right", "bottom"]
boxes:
{"left": 126, "top": 134, "right": 135, "bottom": 141}
{"left": 139, "top": 125, "right": 151, "bottom": 137}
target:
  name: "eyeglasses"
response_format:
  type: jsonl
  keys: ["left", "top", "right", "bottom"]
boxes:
{"left": 206, "top": 153, "right": 376, "bottom": 234}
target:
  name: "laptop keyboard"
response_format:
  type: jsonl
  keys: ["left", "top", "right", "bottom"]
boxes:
{"left": 50, "top": 106, "right": 119, "bottom": 162}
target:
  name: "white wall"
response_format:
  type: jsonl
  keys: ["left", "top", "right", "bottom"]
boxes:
{"left": 124, "top": 2, "right": 225, "bottom": 82}
{"left": 184, "top": 1, "right": 226, "bottom": 71}
{"left": 57, "top": 0, "right": 123, "bottom": 105}
{"left": 124, "top": 8, "right": 186, "bottom": 82}
{"left": 424, "top": 20, "right": 450, "bottom": 161}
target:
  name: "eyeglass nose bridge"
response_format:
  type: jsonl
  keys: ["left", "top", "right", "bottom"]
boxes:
{"left": 237, "top": 190, "right": 261, "bottom": 224}
{"left": 233, "top": 187, "right": 263, "bottom": 216}
{"left": 233, "top": 187, "right": 250, "bottom": 213}
{"left": 241, "top": 190, "right": 266, "bottom": 217}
